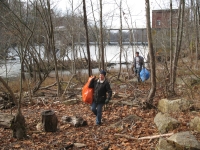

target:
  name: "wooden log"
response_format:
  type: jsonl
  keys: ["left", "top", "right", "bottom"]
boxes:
{"left": 61, "top": 116, "right": 87, "bottom": 127}
{"left": 0, "top": 113, "right": 14, "bottom": 128}
{"left": 42, "top": 110, "right": 58, "bottom": 132}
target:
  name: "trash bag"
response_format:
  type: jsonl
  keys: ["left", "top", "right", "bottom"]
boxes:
{"left": 82, "top": 76, "right": 94, "bottom": 104}
{"left": 140, "top": 68, "right": 150, "bottom": 82}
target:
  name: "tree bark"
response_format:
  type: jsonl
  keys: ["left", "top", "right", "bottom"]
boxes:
{"left": 145, "top": 0, "right": 156, "bottom": 108}
{"left": 195, "top": 0, "right": 199, "bottom": 69}
{"left": 11, "top": 111, "right": 26, "bottom": 139}
{"left": 42, "top": 110, "right": 58, "bottom": 132}
{"left": 118, "top": 0, "right": 122, "bottom": 79}
{"left": 170, "top": 0, "right": 185, "bottom": 95}
{"left": 169, "top": 0, "right": 173, "bottom": 93}
{"left": 83, "top": 0, "right": 92, "bottom": 76}
{"left": 47, "top": 0, "right": 61, "bottom": 96}
{"left": 100, "top": 0, "right": 105, "bottom": 70}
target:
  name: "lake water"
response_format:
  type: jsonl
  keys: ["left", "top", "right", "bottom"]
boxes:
{"left": 0, "top": 45, "right": 148, "bottom": 78}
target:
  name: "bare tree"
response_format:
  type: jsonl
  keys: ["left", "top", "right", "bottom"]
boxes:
{"left": 83, "top": 0, "right": 92, "bottom": 76}
{"left": 145, "top": 0, "right": 156, "bottom": 108}
{"left": 118, "top": 0, "right": 122, "bottom": 79}
{"left": 170, "top": 0, "right": 185, "bottom": 95}
{"left": 100, "top": 0, "right": 105, "bottom": 70}
{"left": 194, "top": 0, "right": 199, "bottom": 69}
{"left": 0, "top": 0, "right": 35, "bottom": 139}
{"left": 169, "top": 0, "right": 173, "bottom": 88}
{"left": 47, "top": 0, "right": 61, "bottom": 96}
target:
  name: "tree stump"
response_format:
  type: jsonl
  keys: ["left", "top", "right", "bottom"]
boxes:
{"left": 42, "top": 110, "right": 58, "bottom": 132}
{"left": 10, "top": 111, "right": 26, "bottom": 139}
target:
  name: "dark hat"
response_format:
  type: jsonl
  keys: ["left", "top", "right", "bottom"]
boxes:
{"left": 100, "top": 70, "right": 106, "bottom": 76}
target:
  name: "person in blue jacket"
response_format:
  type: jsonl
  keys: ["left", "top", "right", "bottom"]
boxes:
{"left": 89, "top": 70, "right": 112, "bottom": 125}
{"left": 133, "top": 52, "right": 144, "bottom": 82}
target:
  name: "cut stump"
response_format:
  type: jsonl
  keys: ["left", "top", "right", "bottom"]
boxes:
{"left": 42, "top": 110, "right": 58, "bottom": 132}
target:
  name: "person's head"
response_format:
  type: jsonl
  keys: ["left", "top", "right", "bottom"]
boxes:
{"left": 99, "top": 70, "right": 106, "bottom": 81}
{"left": 136, "top": 52, "right": 139, "bottom": 57}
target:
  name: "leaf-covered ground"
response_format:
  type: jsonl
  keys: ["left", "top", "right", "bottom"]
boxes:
{"left": 0, "top": 82, "right": 200, "bottom": 150}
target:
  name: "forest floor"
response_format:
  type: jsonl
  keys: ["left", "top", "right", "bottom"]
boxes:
{"left": 0, "top": 74, "right": 200, "bottom": 150}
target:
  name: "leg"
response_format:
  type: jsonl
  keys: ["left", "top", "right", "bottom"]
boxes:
{"left": 131, "top": 65, "right": 134, "bottom": 74}
{"left": 96, "top": 103, "right": 104, "bottom": 125}
{"left": 136, "top": 68, "right": 140, "bottom": 82}
{"left": 91, "top": 101, "right": 97, "bottom": 116}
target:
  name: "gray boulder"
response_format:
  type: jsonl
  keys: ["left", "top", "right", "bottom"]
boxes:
{"left": 190, "top": 117, "right": 200, "bottom": 132}
{"left": 154, "top": 112, "right": 180, "bottom": 134}
{"left": 167, "top": 131, "right": 200, "bottom": 150}
{"left": 155, "top": 138, "right": 176, "bottom": 150}
{"left": 63, "top": 99, "right": 78, "bottom": 105}
{"left": 158, "top": 98, "right": 190, "bottom": 113}
{"left": 176, "top": 75, "right": 200, "bottom": 86}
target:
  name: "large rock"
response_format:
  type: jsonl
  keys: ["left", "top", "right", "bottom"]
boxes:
{"left": 154, "top": 112, "right": 180, "bottom": 134}
{"left": 167, "top": 131, "right": 200, "bottom": 150}
{"left": 176, "top": 75, "right": 200, "bottom": 86}
{"left": 63, "top": 99, "right": 78, "bottom": 105}
{"left": 158, "top": 98, "right": 190, "bottom": 113}
{"left": 0, "top": 113, "right": 14, "bottom": 128}
{"left": 190, "top": 117, "right": 200, "bottom": 132}
{"left": 155, "top": 138, "right": 176, "bottom": 150}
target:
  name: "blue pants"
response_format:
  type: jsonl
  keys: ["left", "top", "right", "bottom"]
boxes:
{"left": 135, "top": 68, "right": 142, "bottom": 82}
{"left": 91, "top": 102, "right": 104, "bottom": 125}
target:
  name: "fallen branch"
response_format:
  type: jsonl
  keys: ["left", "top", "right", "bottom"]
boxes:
{"left": 114, "top": 132, "right": 174, "bottom": 140}
{"left": 39, "top": 82, "right": 57, "bottom": 90}
{"left": 62, "top": 74, "right": 77, "bottom": 98}
{"left": 111, "top": 95, "right": 132, "bottom": 106}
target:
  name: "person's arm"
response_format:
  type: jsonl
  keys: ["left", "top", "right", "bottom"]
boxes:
{"left": 105, "top": 82, "right": 112, "bottom": 104}
{"left": 88, "top": 77, "right": 96, "bottom": 88}
{"left": 106, "top": 82, "right": 112, "bottom": 100}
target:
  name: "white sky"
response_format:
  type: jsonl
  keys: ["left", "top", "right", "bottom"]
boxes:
{"left": 53, "top": 0, "right": 179, "bottom": 28}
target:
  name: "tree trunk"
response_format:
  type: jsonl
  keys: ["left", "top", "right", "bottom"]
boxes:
{"left": 100, "top": 0, "right": 105, "bottom": 70}
{"left": 47, "top": 0, "right": 61, "bottom": 96}
{"left": 83, "top": 0, "right": 92, "bottom": 76}
{"left": 118, "top": 0, "right": 122, "bottom": 79}
{"left": 11, "top": 111, "right": 26, "bottom": 139}
{"left": 195, "top": 0, "right": 199, "bottom": 69}
{"left": 145, "top": 0, "right": 156, "bottom": 108}
{"left": 170, "top": 0, "right": 185, "bottom": 95}
{"left": 169, "top": 0, "right": 173, "bottom": 92}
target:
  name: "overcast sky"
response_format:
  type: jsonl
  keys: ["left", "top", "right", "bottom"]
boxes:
{"left": 53, "top": 0, "right": 179, "bottom": 28}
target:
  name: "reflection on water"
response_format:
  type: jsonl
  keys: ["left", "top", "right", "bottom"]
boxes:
{"left": 0, "top": 45, "right": 148, "bottom": 78}
{"left": 0, "top": 58, "right": 21, "bottom": 78}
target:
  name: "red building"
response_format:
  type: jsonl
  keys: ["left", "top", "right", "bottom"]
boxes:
{"left": 152, "top": 9, "right": 178, "bottom": 28}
